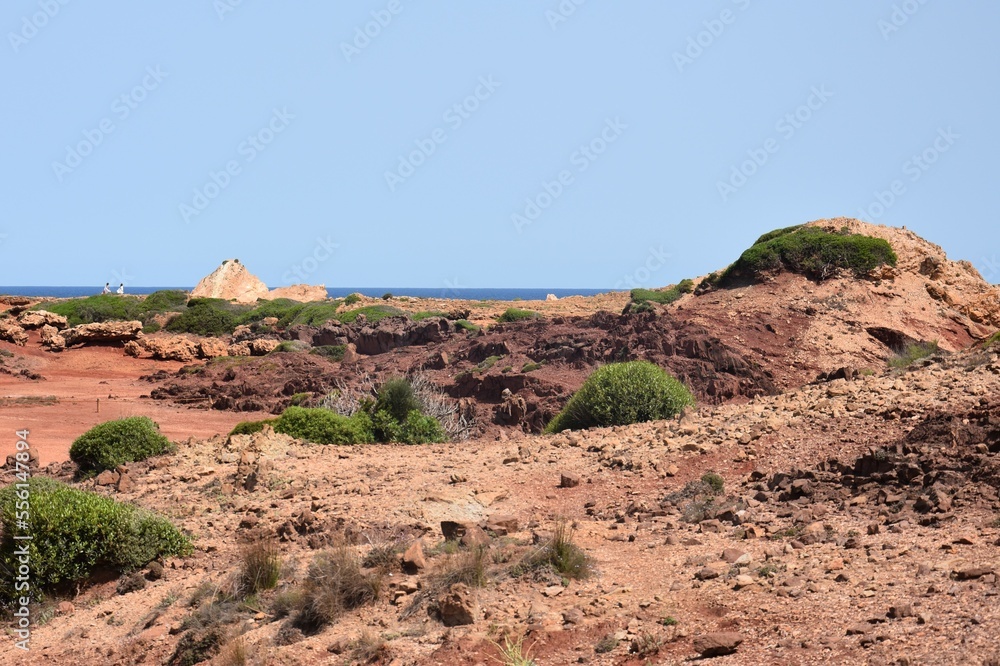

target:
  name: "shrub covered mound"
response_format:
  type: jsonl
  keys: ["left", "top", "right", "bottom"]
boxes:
{"left": 719, "top": 226, "right": 897, "bottom": 285}
{"left": 70, "top": 416, "right": 171, "bottom": 475}
{"left": 274, "top": 406, "right": 374, "bottom": 445}
{"left": 229, "top": 419, "right": 278, "bottom": 437}
{"left": 630, "top": 279, "right": 694, "bottom": 307}
{"left": 0, "top": 478, "right": 191, "bottom": 602}
{"left": 545, "top": 360, "right": 694, "bottom": 433}
{"left": 497, "top": 308, "right": 539, "bottom": 323}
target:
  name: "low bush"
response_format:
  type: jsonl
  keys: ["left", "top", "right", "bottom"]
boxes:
{"left": 497, "top": 308, "right": 539, "bottom": 323}
{"left": 335, "top": 305, "right": 404, "bottom": 324}
{"left": 545, "top": 361, "right": 694, "bottom": 433}
{"left": 293, "top": 546, "right": 382, "bottom": 633}
{"left": 166, "top": 301, "right": 243, "bottom": 336}
{"left": 399, "top": 410, "right": 447, "bottom": 444}
{"left": 888, "top": 340, "right": 939, "bottom": 368}
{"left": 229, "top": 419, "right": 277, "bottom": 437}
{"left": 310, "top": 345, "right": 346, "bottom": 361}
{"left": 274, "top": 406, "right": 373, "bottom": 445}
{"left": 375, "top": 378, "right": 421, "bottom": 423}
{"left": 41, "top": 294, "right": 145, "bottom": 327}
{"left": 239, "top": 298, "right": 305, "bottom": 326}
{"left": 412, "top": 310, "right": 448, "bottom": 321}
{"left": 701, "top": 472, "right": 725, "bottom": 495}
{"left": 720, "top": 226, "right": 897, "bottom": 285}
{"left": 281, "top": 302, "right": 343, "bottom": 327}
{"left": 521, "top": 362, "right": 543, "bottom": 373}
{"left": 70, "top": 416, "right": 171, "bottom": 475}
{"left": 270, "top": 340, "right": 311, "bottom": 354}
{"left": 516, "top": 521, "right": 591, "bottom": 581}
{"left": 141, "top": 290, "right": 188, "bottom": 313}
{"left": 454, "top": 319, "right": 481, "bottom": 333}
{"left": 236, "top": 539, "right": 281, "bottom": 599}
{"left": 344, "top": 293, "right": 362, "bottom": 305}
{"left": 0, "top": 478, "right": 191, "bottom": 602}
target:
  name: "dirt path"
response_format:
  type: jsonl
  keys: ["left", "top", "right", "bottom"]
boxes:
{"left": 0, "top": 336, "right": 270, "bottom": 467}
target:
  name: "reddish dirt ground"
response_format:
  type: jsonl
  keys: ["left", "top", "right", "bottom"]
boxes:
{"left": 0, "top": 333, "right": 270, "bottom": 467}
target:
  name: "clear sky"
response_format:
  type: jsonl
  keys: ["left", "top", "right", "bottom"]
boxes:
{"left": 2, "top": 2, "right": 998, "bottom": 289}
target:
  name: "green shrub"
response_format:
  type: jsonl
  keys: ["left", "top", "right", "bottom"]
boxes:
{"left": 41, "top": 294, "right": 144, "bottom": 327}
{"left": 335, "top": 305, "right": 404, "bottom": 324}
{"left": 753, "top": 224, "right": 803, "bottom": 245}
{"left": 371, "top": 409, "right": 403, "bottom": 443}
{"left": 545, "top": 361, "right": 694, "bottom": 433}
{"left": 0, "top": 478, "right": 191, "bottom": 602}
{"left": 344, "top": 293, "right": 362, "bottom": 306}
{"left": 270, "top": 340, "right": 311, "bottom": 353}
{"left": 70, "top": 416, "right": 171, "bottom": 474}
{"left": 310, "top": 345, "right": 346, "bottom": 361}
{"left": 375, "top": 378, "right": 421, "bottom": 422}
{"left": 701, "top": 472, "right": 725, "bottom": 495}
{"left": 497, "top": 308, "right": 539, "bottom": 323}
{"left": 521, "top": 362, "right": 543, "bottom": 373}
{"left": 165, "top": 301, "right": 243, "bottom": 336}
{"left": 517, "top": 522, "right": 591, "bottom": 581}
{"left": 141, "top": 290, "right": 188, "bottom": 313}
{"left": 274, "top": 407, "right": 373, "bottom": 445}
{"left": 281, "top": 302, "right": 343, "bottom": 327}
{"left": 475, "top": 355, "right": 502, "bottom": 373}
{"left": 143, "top": 321, "right": 162, "bottom": 334}
{"left": 400, "top": 410, "right": 447, "bottom": 444}
{"left": 676, "top": 278, "right": 695, "bottom": 293}
{"left": 982, "top": 331, "right": 1000, "bottom": 348}
{"left": 720, "top": 226, "right": 897, "bottom": 285}
{"left": 229, "top": 419, "right": 277, "bottom": 436}
{"left": 239, "top": 298, "right": 305, "bottom": 326}
{"left": 455, "top": 319, "right": 480, "bottom": 333}
{"left": 412, "top": 311, "right": 448, "bottom": 321}
{"left": 381, "top": 293, "right": 393, "bottom": 300}
{"left": 888, "top": 340, "right": 939, "bottom": 368}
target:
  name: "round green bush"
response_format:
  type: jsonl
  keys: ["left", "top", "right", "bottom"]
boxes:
{"left": 229, "top": 419, "right": 277, "bottom": 437}
{"left": 375, "top": 378, "right": 421, "bottom": 423}
{"left": 400, "top": 410, "right": 446, "bottom": 444}
{"left": 0, "top": 477, "right": 191, "bottom": 602}
{"left": 545, "top": 361, "right": 694, "bottom": 433}
{"left": 165, "top": 302, "right": 240, "bottom": 336}
{"left": 274, "top": 406, "right": 374, "bottom": 445}
{"left": 70, "top": 416, "right": 170, "bottom": 474}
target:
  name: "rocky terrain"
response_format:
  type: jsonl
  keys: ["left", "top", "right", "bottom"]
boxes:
{"left": 1, "top": 218, "right": 999, "bottom": 665}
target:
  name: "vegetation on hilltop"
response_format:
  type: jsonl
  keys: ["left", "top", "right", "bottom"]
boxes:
{"left": 717, "top": 226, "right": 897, "bottom": 286}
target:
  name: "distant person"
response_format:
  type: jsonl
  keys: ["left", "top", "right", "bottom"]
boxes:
{"left": 116, "top": 283, "right": 124, "bottom": 295}
{"left": 102, "top": 282, "right": 111, "bottom": 294}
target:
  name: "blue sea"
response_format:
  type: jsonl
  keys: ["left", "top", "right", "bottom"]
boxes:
{"left": 0, "top": 286, "right": 613, "bottom": 300}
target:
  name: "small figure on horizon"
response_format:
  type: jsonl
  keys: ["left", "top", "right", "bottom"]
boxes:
{"left": 102, "top": 282, "right": 111, "bottom": 294}
{"left": 116, "top": 283, "right": 124, "bottom": 295}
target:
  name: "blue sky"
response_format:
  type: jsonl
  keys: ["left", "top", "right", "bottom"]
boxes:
{"left": 2, "top": 1, "right": 998, "bottom": 289}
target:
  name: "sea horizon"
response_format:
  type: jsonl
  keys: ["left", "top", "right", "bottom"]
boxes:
{"left": 0, "top": 286, "right": 617, "bottom": 301}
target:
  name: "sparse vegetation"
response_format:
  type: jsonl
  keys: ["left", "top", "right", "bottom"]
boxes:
{"left": 454, "top": 319, "right": 481, "bottom": 333}
{"left": 491, "top": 633, "right": 536, "bottom": 665}
{"left": 516, "top": 522, "right": 591, "bottom": 580}
{"left": 236, "top": 539, "right": 281, "bottom": 599}
{"left": 412, "top": 310, "right": 448, "bottom": 321}
{"left": 166, "top": 299, "right": 245, "bottom": 336}
{"left": 335, "top": 304, "right": 404, "bottom": 324}
{"left": 545, "top": 360, "right": 694, "bottom": 433}
{"left": 292, "top": 545, "right": 382, "bottom": 633}
{"left": 274, "top": 406, "right": 374, "bottom": 445}
{"left": 888, "top": 340, "right": 940, "bottom": 368}
{"left": 629, "top": 278, "right": 694, "bottom": 307}
{"left": 228, "top": 419, "right": 277, "bottom": 437}
{"left": 69, "top": 416, "right": 171, "bottom": 475}
{"left": 984, "top": 331, "right": 1000, "bottom": 348}
{"left": 0, "top": 478, "right": 191, "bottom": 603}
{"left": 344, "top": 293, "right": 362, "bottom": 305}
{"left": 475, "top": 355, "right": 503, "bottom": 373}
{"left": 701, "top": 471, "right": 725, "bottom": 495}
{"left": 269, "top": 340, "right": 311, "bottom": 354}
{"left": 595, "top": 634, "right": 618, "bottom": 654}
{"left": 497, "top": 308, "right": 539, "bottom": 323}
{"left": 309, "top": 344, "right": 346, "bottom": 361}
{"left": 349, "top": 630, "right": 391, "bottom": 664}
{"left": 40, "top": 293, "right": 145, "bottom": 327}
{"left": 719, "top": 226, "right": 897, "bottom": 285}
{"left": 521, "top": 362, "right": 543, "bottom": 373}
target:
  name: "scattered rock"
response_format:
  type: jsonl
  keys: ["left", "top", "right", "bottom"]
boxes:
{"left": 692, "top": 632, "right": 744, "bottom": 658}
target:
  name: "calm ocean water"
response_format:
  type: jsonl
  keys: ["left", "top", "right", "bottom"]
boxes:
{"left": 0, "top": 286, "right": 612, "bottom": 300}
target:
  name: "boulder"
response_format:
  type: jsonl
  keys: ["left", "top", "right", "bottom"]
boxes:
{"left": 0, "top": 320, "right": 27, "bottom": 346}
{"left": 249, "top": 338, "right": 280, "bottom": 355}
{"left": 692, "top": 632, "right": 744, "bottom": 658}
{"left": 17, "top": 310, "right": 68, "bottom": 330}
{"left": 268, "top": 285, "right": 328, "bottom": 302}
{"left": 198, "top": 338, "right": 229, "bottom": 359}
{"left": 137, "top": 336, "right": 199, "bottom": 362}
{"left": 401, "top": 539, "right": 427, "bottom": 574}
{"left": 191, "top": 259, "right": 269, "bottom": 304}
{"left": 40, "top": 325, "right": 66, "bottom": 351}
{"left": 438, "top": 583, "right": 477, "bottom": 626}
{"left": 228, "top": 341, "right": 252, "bottom": 357}
{"left": 62, "top": 321, "right": 142, "bottom": 347}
